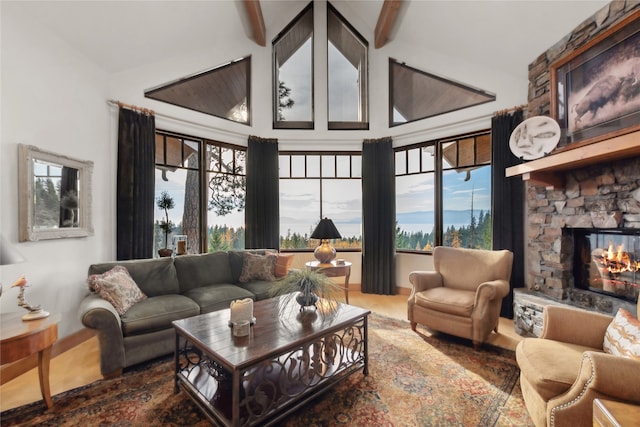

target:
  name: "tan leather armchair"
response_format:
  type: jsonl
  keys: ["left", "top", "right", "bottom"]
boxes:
{"left": 408, "top": 246, "right": 513, "bottom": 347}
{"left": 516, "top": 303, "right": 640, "bottom": 427}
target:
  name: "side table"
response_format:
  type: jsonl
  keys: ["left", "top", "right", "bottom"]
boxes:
{"left": 305, "top": 260, "right": 352, "bottom": 304}
{"left": 593, "top": 398, "right": 640, "bottom": 427}
{"left": 1, "top": 312, "right": 60, "bottom": 408}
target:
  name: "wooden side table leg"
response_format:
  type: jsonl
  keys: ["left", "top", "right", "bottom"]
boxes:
{"left": 344, "top": 272, "right": 350, "bottom": 304}
{"left": 38, "top": 347, "right": 53, "bottom": 408}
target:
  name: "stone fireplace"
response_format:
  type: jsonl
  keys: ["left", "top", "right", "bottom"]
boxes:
{"left": 511, "top": 2, "right": 640, "bottom": 336}
{"left": 513, "top": 157, "right": 640, "bottom": 336}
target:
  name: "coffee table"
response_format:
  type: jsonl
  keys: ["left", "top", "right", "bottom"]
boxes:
{"left": 172, "top": 295, "right": 370, "bottom": 427}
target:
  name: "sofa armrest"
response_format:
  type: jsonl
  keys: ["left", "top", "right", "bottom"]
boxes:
{"left": 548, "top": 351, "right": 640, "bottom": 427}
{"left": 79, "top": 293, "right": 125, "bottom": 377}
{"left": 541, "top": 305, "right": 612, "bottom": 348}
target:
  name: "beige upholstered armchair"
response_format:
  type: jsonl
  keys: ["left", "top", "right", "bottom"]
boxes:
{"left": 516, "top": 303, "right": 640, "bottom": 427}
{"left": 408, "top": 246, "right": 513, "bottom": 347}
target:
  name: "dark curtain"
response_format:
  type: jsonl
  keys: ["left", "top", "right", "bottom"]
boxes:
{"left": 245, "top": 136, "right": 279, "bottom": 250}
{"left": 59, "top": 166, "right": 78, "bottom": 228}
{"left": 117, "top": 107, "right": 156, "bottom": 260}
{"left": 361, "top": 137, "right": 396, "bottom": 295}
{"left": 491, "top": 109, "right": 525, "bottom": 318}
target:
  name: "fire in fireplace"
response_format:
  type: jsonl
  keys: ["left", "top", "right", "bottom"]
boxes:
{"left": 572, "top": 228, "right": 640, "bottom": 302}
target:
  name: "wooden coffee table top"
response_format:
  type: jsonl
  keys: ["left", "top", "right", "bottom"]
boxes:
{"left": 173, "top": 295, "right": 370, "bottom": 372}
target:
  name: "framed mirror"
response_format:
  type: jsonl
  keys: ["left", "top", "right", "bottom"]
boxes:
{"left": 18, "top": 144, "right": 94, "bottom": 241}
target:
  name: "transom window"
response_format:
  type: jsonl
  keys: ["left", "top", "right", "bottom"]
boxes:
{"left": 395, "top": 130, "right": 492, "bottom": 251}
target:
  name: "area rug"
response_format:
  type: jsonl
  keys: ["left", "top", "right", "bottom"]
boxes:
{"left": 1, "top": 314, "right": 533, "bottom": 426}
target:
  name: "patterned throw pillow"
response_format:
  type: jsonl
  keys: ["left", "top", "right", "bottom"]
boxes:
{"left": 87, "top": 266, "right": 147, "bottom": 315}
{"left": 238, "top": 252, "right": 276, "bottom": 283}
{"left": 603, "top": 308, "right": 640, "bottom": 359}
{"left": 274, "top": 253, "right": 295, "bottom": 277}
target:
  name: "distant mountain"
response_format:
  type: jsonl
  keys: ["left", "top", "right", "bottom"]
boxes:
{"left": 397, "top": 209, "right": 489, "bottom": 225}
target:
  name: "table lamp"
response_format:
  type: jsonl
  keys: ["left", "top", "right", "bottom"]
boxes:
{"left": 310, "top": 218, "right": 341, "bottom": 264}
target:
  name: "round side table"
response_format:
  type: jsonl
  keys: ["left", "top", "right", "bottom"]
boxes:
{"left": 305, "top": 260, "right": 352, "bottom": 304}
{"left": 1, "top": 312, "right": 60, "bottom": 408}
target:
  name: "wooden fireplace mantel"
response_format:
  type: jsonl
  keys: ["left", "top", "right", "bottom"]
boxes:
{"left": 505, "top": 130, "right": 640, "bottom": 189}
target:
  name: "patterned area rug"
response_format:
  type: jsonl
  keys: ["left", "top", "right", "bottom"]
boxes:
{"left": 1, "top": 314, "right": 533, "bottom": 426}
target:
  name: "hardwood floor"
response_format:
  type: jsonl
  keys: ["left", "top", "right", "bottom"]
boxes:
{"left": 0, "top": 291, "right": 523, "bottom": 412}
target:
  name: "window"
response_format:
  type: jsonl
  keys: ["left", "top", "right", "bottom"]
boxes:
{"left": 327, "top": 3, "right": 368, "bottom": 130}
{"left": 145, "top": 56, "right": 251, "bottom": 125}
{"left": 154, "top": 131, "right": 246, "bottom": 256}
{"left": 395, "top": 131, "right": 492, "bottom": 251}
{"left": 389, "top": 59, "right": 496, "bottom": 127}
{"left": 279, "top": 152, "right": 362, "bottom": 249}
{"left": 273, "top": 3, "right": 314, "bottom": 129}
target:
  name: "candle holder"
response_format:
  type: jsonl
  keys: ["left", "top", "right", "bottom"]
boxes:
{"left": 12, "top": 276, "right": 49, "bottom": 321}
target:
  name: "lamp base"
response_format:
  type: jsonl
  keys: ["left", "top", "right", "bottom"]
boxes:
{"left": 314, "top": 240, "right": 336, "bottom": 264}
{"left": 22, "top": 309, "right": 50, "bottom": 321}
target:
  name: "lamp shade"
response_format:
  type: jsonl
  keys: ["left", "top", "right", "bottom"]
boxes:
{"left": 0, "top": 234, "right": 25, "bottom": 266}
{"left": 311, "top": 218, "right": 341, "bottom": 240}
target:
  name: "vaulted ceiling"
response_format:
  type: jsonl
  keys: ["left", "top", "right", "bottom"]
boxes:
{"left": 10, "top": 0, "right": 609, "bottom": 79}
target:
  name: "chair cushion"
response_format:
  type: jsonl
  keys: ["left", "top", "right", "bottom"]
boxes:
{"left": 603, "top": 308, "right": 640, "bottom": 359}
{"left": 120, "top": 294, "right": 200, "bottom": 337}
{"left": 88, "top": 257, "right": 179, "bottom": 297}
{"left": 238, "top": 252, "right": 277, "bottom": 283}
{"left": 516, "top": 338, "right": 601, "bottom": 401}
{"left": 87, "top": 266, "right": 147, "bottom": 315}
{"left": 414, "top": 287, "right": 475, "bottom": 317}
{"left": 183, "top": 284, "right": 255, "bottom": 314}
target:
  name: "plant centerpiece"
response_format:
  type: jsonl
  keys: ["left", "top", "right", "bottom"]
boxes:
{"left": 270, "top": 268, "right": 342, "bottom": 312}
{"left": 157, "top": 191, "right": 175, "bottom": 257}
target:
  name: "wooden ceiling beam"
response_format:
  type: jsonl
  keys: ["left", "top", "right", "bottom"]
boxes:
{"left": 244, "top": 0, "right": 266, "bottom": 47}
{"left": 375, "top": 0, "right": 402, "bottom": 49}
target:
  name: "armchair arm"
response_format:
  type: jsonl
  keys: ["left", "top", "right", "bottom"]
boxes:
{"left": 408, "top": 271, "right": 443, "bottom": 324}
{"left": 471, "top": 279, "right": 510, "bottom": 344}
{"left": 541, "top": 305, "right": 612, "bottom": 348}
{"left": 79, "top": 293, "right": 125, "bottom": 377}
{"left": 408, "top": 271, "right": 443, "bottom": 295}
{"left": 549, "top": 351, "right": 640, "bottom": 427}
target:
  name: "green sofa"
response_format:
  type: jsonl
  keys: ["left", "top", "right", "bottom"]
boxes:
{"left": 79, "top": 250, "right": 275, "bottom": 378}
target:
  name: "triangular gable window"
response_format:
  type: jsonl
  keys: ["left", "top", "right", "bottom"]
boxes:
{"left": 389, "top": 58, "right": 495, "bottom": 127}
{"left": 145, "top": 56, "right": 251, "bottom": 125}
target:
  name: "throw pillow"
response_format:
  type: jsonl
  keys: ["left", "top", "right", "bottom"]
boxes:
{"left": 87, "top": 265, "right": 147, "bottom": 315}
{"left": 274, "top": 253, "right": 295, "bottom": 277}
{"left": 603, "top": 308, "right": 640, "bottom": 359}
{"left": 238, "top": 252, "right": 276, "bottom": 283}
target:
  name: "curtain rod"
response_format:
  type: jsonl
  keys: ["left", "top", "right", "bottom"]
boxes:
{"left": 108, "top": 99, "right": 154, "bottom": 116}
{"left": 494, "top": 104, "right": 528, "bottom": 116}
{"left": 107, "top": 99, "right": 249, "bottom": 142}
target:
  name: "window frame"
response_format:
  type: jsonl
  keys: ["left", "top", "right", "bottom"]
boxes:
{"left": 326, "top": 2, "right": 369, "bottom": 130}
{"left": 394, "top": 129, "right": 492, "bottom": 254}
{"left": 279, "top": 150, "right": 362, "bottom": 252}
{"left": 155, "top": 130, "right": 247, "bottom": 254}
{"left": 272, "top": 3, "right": 315, "bottom": 130}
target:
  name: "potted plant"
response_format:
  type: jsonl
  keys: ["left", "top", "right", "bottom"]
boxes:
{"left": 157, "top": 191, "right": 175, "bottom": 257}
{"left": 269, "top": 268, "right": 342, "bottom": 311}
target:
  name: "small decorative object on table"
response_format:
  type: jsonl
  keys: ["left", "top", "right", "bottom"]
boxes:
{"left": 270, "top": 268, "right": 341, "bottom": 312}
{"left": 11, "top": 275, "right": 49, "bottom": 321}
{"left": 229, "top": 298, "right": 254, "bottom": 336}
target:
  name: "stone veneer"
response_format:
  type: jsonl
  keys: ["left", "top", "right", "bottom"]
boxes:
{"left": 521, "top": 1, "right": 640, "bottom": 317}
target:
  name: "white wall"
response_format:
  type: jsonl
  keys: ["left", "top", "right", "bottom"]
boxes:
{"left": 0, "top": 2, "right": 528, "bottom": 338}
{"left": 1, "top": 5, "right": 112, "bottom": 337}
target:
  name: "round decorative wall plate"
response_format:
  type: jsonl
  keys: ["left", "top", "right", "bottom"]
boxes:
{"left": 509, "top": 116, "right": 561, "bottom": 160}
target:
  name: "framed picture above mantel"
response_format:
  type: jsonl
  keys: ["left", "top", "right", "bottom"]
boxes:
{"left": 550, "top": 9, "right": 640, "bottom": 151}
